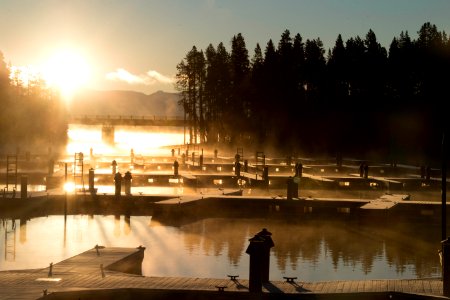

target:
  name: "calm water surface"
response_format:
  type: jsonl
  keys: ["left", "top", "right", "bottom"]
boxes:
{"left": 0, "top": 215, "right": 441, "bottom": 281}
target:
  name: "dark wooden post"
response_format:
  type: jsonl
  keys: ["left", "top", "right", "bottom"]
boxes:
{"left": 442, "top": 133, "right": 447, "bottom": 241}
{"left": 442, "top": 237, "right": 450, "bottom": 296}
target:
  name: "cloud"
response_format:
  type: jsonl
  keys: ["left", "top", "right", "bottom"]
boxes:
{"left": 146, "top": 70, "right": 174, "bottom": 84}
{"left": 106, "top": 68, "right": 174, "bottom": 85}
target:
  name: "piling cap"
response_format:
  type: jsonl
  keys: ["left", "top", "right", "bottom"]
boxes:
{"left": 257, "top": 228, "right": 272, "bottom": 236}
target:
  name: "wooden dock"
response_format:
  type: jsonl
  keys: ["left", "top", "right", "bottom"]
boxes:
{"left": 0, "top": 247, "right": 445, "bottom": 299}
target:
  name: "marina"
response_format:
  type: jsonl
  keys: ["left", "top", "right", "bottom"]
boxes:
{"left": 1, "top": 128, "right": 449, "bottom": 299}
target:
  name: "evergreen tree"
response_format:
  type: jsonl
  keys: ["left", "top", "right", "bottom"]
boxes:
{"left": 275, "top": 30, "right": 295, "bottom": 142}
{"left": 261, "top": 39, "right": 279, "bottom": 140}
{"left": 0, "top": 52, "right": 10, "bottom": 144}
{"left": 229, "top": 33, "right": 250, "bottom": 143}
{"left": 304, "top": 38, "right": 326, "bottom": 105}
{"left": 175, "top": 23, "right": 449, "bottom": 161}
{"left": 328, "top": 34, "right": 348, "bottom": 102}
{"left": 175, "top": 46, "right": 206, "bottom": 144}
{"left": 345, "top": 36, "right": 366, "bottom": 105}
{"left": 363, "top": 29, "right": 388, "bottom": 102}
{"left": 249, "top": 43, "right": 266, "bottom": 144}
{"left": 214, "top": 42, "right": 231, "bottom": 142}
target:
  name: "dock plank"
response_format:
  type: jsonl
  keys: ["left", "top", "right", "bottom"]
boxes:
{"left": 0, "top": 247, "right": 445, "bottom": 299}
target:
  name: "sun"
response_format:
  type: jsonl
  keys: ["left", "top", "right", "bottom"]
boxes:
{"left": 41, "top": 49, "right": 91, "bottom": 101}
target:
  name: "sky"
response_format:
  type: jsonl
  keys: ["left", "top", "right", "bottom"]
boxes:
{"left": 1, "top": 0, "right": 450, "bottom": 96}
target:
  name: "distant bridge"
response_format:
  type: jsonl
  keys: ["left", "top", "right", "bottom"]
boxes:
{"left": 69, "top": 115, "right": 185, "bottom": 127}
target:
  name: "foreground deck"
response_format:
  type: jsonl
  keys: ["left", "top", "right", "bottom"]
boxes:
{"left": 0, "top": 247, "right": 445, "bottom": 300}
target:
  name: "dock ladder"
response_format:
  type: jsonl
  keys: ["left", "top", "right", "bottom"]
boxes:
{"left": 3, "top": 219, "right": 16, "bottom": 261}
{"left": 6, "top": 155, "right": 18, "bottom": 191}
{"left": 255, "top": 151, "right": 265, "bottom": 179}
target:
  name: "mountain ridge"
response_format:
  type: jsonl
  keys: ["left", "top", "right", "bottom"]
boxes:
{"left": 70, "top": 89, "right": 183, "bottom": 116}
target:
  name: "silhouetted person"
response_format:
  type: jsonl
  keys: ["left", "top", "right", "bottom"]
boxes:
{"left": 114, "top": 172, "right": 122, "bottom": 196}
{"left": 426, "top": 165, "right": 431, "bottom": 182}
{"left": 124, "top": 171, "right": 132, "bottom": 196}
{"left": 297, "top": 163, "right": 303, "bottom": 178}
{"left": 181, "top": 153, "right": 186, "bottom": 165}
{"left": 214, "top": 149, "right": 218, "bottom": 159}
{"left": 359, "top": 162, "right": 364, "bottom": 178}
{"left": 234, "top": 161, "right": 241, "bottom": 177}
{"left": 235, "top": 153, "right": 240, "bottom": 163}
{"left": 112, "top": 160, "right": 117, "bottom": 175}
{"left": 287, "top": 177, "right": 294, "bottom": 200}
{"left": 420, "top": 165, "right": 426, "bottom": 179}
{"left": 171, "top": 149, "right": 175, "bottom": 157}
{"left": 173, "top": 160, "right": 179, "bottom": 176}
{"left": 244, "top": 160, "right": 248, "bottom": 172}
{"left": 364, "top": 164, "right": 369, "bottom": 179}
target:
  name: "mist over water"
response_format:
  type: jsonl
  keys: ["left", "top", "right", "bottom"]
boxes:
{"left": 66, "top": 124, "right": 185, "bottom": 156}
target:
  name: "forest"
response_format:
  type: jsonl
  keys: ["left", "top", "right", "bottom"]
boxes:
{"left": 0, "top": 53, "right": 67, "bottom": 154}
{"left": 175, "top": 22, "right": 450, "bottom": 164}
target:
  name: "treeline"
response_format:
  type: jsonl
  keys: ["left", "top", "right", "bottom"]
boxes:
{"left": 175, "top": 22, "right": 450, "bottom": 164}
{"left": 0, "top": 52, "right": 67, "bottom": 155}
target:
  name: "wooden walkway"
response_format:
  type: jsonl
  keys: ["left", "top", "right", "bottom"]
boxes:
{"left": 0, "top": 247, "right": 445, "bottom": 299}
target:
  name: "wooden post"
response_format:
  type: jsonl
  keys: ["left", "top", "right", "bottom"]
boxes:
{"left": 442, "top": 237, "right": 450, "bottom": 296}
{"left": 100, "top": 263, "right": 105, "bottom": 278}
{"left": 442, "top": 133, "right": 447, "bottom": 241}
{"left": 20, "top": 176, "right": 27, "bottom": 199}
{"left": 48, "top": 262, "right": 53, "bottom": 277}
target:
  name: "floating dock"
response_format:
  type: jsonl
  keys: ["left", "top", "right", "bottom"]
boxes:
{"left": 0, "top": 246, "right": 444, "bottom": 300}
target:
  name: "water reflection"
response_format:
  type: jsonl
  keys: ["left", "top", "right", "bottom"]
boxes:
{"left": 67, "top": 124, "right": 184, "bottom": 156}
{"left": 0, "top": 215, "right": 441, "bottom": 281}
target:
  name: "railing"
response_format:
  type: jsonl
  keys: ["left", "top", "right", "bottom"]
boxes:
{"left": 69, "top": 115, "right": 184, "bottom": 121}
{"left": 68, "top": 115, "right": 185, "bottom": 126}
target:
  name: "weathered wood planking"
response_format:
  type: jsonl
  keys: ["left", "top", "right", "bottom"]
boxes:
{"left": 0, "top": 247, "right": 445, "bottom": 299}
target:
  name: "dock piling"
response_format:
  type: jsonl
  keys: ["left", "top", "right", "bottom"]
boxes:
{"left": 442, "top": 237, "right": 450, "bottom": 296}
{"left": 100, "top": 263, "right": 105, "bottom": 278}
{"left": 48, "top": 262, "right": 53, "bottom": 277}
{"left": 256, "top": 228, "right": 274, "bottom": 283}
{"left": 246, "top": 234, "right": 265, "bottom": 292}
{"left": 20, "top": 175, "right": 28, "bottom": 199}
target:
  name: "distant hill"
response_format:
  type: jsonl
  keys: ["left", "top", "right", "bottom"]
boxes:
{"left": 70, "top": 90, "right": 183, "bottom": 117}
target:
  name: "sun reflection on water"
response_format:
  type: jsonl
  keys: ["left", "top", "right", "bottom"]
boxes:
{"left": 66, "top": 124, "right": 185, "bottom": 156}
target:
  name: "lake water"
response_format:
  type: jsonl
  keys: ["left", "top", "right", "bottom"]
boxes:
{"left": 2, "top": 124, "right": 441, "bottom": 281}
{"left": 0, "top": 215, "right": 442, "bottom": 281}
